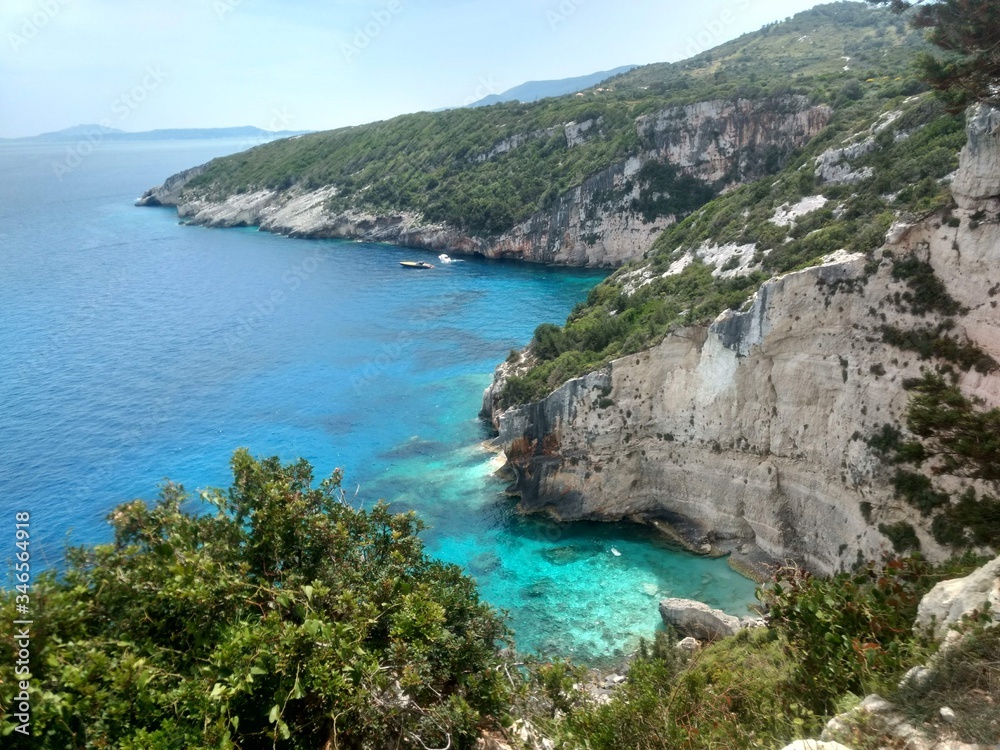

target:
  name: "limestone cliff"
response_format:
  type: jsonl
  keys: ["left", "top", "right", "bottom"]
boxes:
{"left": 137, "top": 98, "right": 829, "bottom": 268}
{"left": 484, "top": 105, "right": 1000, "bottom": 574}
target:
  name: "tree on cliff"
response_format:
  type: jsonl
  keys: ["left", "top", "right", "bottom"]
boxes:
{"left": 870, "top": 0, "right": 1000, "bottom": 110}
{"left": 871, "top": 373, "right": 1000, "bottom": 549}
{"left": 0, "top": 450, "right": 511, "bottom": 749}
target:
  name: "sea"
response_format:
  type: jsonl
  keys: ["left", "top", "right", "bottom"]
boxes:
{"left": 0, "top": 137, "right": 758, "bottom": 664}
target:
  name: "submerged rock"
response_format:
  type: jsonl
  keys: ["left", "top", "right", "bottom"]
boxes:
{"left": 538, "top": 543, "right": 601, "bottom": 566}
{"left": 468, "top": 551, "right": 502, "bottom": 577}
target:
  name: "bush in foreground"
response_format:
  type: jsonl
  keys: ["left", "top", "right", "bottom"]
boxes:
{"left": 0, "top": 450, "right": 510, "bottom": 749}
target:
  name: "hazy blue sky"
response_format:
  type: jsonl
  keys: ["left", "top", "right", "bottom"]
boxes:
{"left": 1, "top": 0, "right": 824, "bottom": 138}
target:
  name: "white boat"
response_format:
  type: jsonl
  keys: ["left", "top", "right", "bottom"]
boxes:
{"left": 438, "top": 253, "right": 454, "bottom": 263}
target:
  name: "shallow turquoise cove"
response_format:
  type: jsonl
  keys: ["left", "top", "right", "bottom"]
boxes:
{"left": 369, "top": 438, "right": 758, "bottom": 664}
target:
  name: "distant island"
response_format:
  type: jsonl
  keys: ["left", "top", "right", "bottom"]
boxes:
{"left": 466, "top": 65, "right": 638, "bottom": 107}
{"left": 2, "top": 124, "right": 311, "bottom": 142}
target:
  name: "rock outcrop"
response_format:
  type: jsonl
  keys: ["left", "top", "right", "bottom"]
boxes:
{"left": 138, "top": 98, "right": 830, "bottom": 268}
{"left": 952, "top": 103, "right": 1000, "bottom": 209}
{"left": 638, "top": 96, "right": 832, "bottom": 186}
{"left": 658, "top": 597, "right": 742, "bottom": 641}
{"left": 779, "top": 741, "right": 853, "bottom": 750}
{"left": 916, "top": 554, "right": 1000, "bottom": 637}
{"left": 485, "top": 108, "right": 1000, "bottom": 573}
{"left": 782, "top": 556, "right": 1000, "bottom": 750}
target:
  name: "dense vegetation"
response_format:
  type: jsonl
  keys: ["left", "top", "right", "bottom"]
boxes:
{"left": 2, "top": 451, "right": 993, "bottom": 749}
{"left": 871, "top": 0, "right": 1000, "bottom": 111}
{"left": 531, "top": 553, "right": 990, "bottom": 750}
{"left": 184, "top": 4, "right": 925, "bottom": 236}
{"left": 0, "top": 451, "right": 510, "bottom": 749}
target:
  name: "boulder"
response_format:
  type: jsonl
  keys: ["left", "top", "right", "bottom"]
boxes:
{"left": 659, "top": 598, "right": 741, "bottom": 641}
{"left": 822, "top": 694, "right": 931, "bottom": 750}
{"left": 676, "top": 636, "right": 700, "bottom": 652}
{"left": 915, "top": 554, "right": 1000, "bottom": 638}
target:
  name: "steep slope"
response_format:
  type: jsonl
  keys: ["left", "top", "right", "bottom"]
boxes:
{"left": 138, "top": 3, "right": 923, "bottom": 268}
{"left": 483, "top": 103, "right": 1000, "bottom": 575}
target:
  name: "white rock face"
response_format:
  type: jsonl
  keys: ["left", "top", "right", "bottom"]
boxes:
{"left": 916, "top": 554, "right": 1000, "bottom": 637}
{"left": 770, "top": 195, "right": 829, "bottom": 227}
{"left": 564, "top": 118, "right": 599, "bottom": 148}
{"left": 952, "top": 104, "right": 1000, "bottom": 208}
{"left": 638, "top": 97, "right": 832, "bottom": 185}
{"left": 675, "top": 636, "right": 700, "bottom": 652}
{"left": 815, "top": 135, "right": 878, "bottom": 184}
{"left": 822, "top": 694, "right": 934, "bottom": 750}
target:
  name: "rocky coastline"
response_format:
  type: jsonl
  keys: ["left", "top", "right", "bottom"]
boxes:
{"left": 137, "top": 97, "right": 830, "bottom": 268}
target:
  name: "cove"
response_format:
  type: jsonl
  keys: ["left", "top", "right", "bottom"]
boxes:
{"left": 0, "top": 139, "right": 758, "bottom": 664}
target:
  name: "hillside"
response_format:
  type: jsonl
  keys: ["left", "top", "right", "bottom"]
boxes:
{"left": 482, "top": 95, "right": 1000, "bottom": 575}
{"left": 138, "top": 3, "right": 927, "bottom": 267}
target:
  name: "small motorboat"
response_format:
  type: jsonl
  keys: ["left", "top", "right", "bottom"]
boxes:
{"left": 400, "top": 261, "right": 434, "bottom": 269}
{"left": 438, "top": 253, "right": 454, "bottom": 263}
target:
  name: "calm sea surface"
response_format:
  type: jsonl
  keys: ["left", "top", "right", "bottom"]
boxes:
{"left": 0, "top": 138, "right": 757, "bottom": 662}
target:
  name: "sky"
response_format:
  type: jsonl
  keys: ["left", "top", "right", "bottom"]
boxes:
{"left": 0, "top": 0, "right": 825, "bottom": 139}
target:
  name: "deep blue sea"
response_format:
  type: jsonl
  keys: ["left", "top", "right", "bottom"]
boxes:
{"left": 0, "top": 138, "right": 757, "bottom": 663}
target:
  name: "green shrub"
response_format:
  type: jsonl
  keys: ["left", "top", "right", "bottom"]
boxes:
{"left": 762, "top": 557, "right": 934, "bottom": 714}
{"left": 889, "top": 256, "right": 964, "bottom": 316}
{"left": 878, "top": 521, "right": 922, "bottom": 552}
{"left": 0, "top": 451, "right": 511, "bottom": 749}
{"left": 567, "top": 629, "right": 813, "bottom": 750}
{"left": 892, "top": 469, "right": 950, "bottom": 515}
{"left": 869, "top": 373, "right": 1000, "bottom": 550}
{"left": 881, "top": 322, "right": 999, "bottom": 374}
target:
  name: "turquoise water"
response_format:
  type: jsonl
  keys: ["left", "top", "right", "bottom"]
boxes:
{"left": 0, "top": 139, "right": 758, "bottom": 663}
